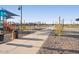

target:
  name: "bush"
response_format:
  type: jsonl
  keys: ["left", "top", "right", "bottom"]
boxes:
{"left": 54, "top": 24, "right": 63, "bottom": 36}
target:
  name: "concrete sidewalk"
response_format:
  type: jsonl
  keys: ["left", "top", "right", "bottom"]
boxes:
{"left": 0, "top": 27, "right": 52, "bottom": 54}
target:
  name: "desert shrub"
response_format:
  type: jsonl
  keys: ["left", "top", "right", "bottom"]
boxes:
{"left": 54, "top": 24, "right": 63, "bottom": 36}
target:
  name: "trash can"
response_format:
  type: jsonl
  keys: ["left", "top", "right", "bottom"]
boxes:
{"left": 12, "top": 30, "right": 18, "bottom": 39}
{"left": 0, "top": 34, "right": 4, "bottom": 41}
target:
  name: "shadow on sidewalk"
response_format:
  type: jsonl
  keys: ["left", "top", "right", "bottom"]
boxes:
{"left": 61, "top": 31, "right": 79, "bottom": 39}
{"left": 51, "top": 30, "right": 79, "bottom": 39}
{"left": 18, "top": 38, "right": 44, "bottom": 41}
{"left": 6, "top": 43, "right": 33, "bottom": 48}
{"left": 61, "top": 35, "right": 79, "bottom": 39}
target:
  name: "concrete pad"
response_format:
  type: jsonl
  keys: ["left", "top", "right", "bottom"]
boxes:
{"left": 9, "top": 47, "right": 39, "bottom": 54}
{"left": 22, "top": 34, "right": 48, "bottom": 40}
{"left": 0, "top": 27, "right": 52, "bottom": 54}
{"left": 24, "top": 40, "right": 44, "bottom": 47}
{"left": 8, "top": 39, "right": 26, "bottom": 44}
{"left": 0, "top": 44, "right": 16, "bottom": 53}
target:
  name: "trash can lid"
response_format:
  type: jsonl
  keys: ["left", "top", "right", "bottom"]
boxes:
{"left": 12, "top": 29, "right": 18, "bottom": 32}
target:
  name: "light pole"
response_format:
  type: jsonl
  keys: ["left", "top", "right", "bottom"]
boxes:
{"left": 18, "top": 5, "right": 22, "bottom": 31}
{"left": 21, "top": 6, "right": 22, "bottom": 30}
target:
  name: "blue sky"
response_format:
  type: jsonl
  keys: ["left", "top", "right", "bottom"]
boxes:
{"left": 0, "top": 5, "right": 79, "bottom": 24}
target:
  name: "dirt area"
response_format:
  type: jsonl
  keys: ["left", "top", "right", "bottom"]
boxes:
{"left": 38, "top": 33, "right": 79, "bottom": 54}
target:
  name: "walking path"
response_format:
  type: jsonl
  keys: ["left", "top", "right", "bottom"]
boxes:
{"left": 0, "top": 27, "right": 52, "bottom": 54}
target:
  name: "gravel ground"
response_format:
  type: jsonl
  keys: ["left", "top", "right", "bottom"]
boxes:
{"left": 38, "top": 33, "right": 79, "bottom": 54}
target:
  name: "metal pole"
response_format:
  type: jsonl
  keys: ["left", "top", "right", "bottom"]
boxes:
{"left": 58, "top": 16, "right": 61, "bottom": 39}
{"left": 62, "top": 19, "right": 64, "bottom": 28}
{"left": 2, "top": 8, "right": 4, "bottom": 35}
{"left": 59, "top": 16, "right": 61, "bottom": 24}
{"left": 0, "top": 12, "right": 1, "bottom": 21}
{"left": 20, "top": 5, "right": 22, "bottom": 31}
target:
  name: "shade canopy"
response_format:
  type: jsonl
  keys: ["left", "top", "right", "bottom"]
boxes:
{"left": 76, "top": 18, "right": 79, "bottom": 21}
{"left": 0, "top": 9, "right": 19, "bottom": 19}
{"left": 0, "top": 9, "right": 19, "bottom": 29}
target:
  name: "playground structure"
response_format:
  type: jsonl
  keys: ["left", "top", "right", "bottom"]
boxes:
{"left": 4, "top": 21, "right": 16, "bottom": 32}
{"left": 0, "top": 9, "right": 18, "bottom": 33}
